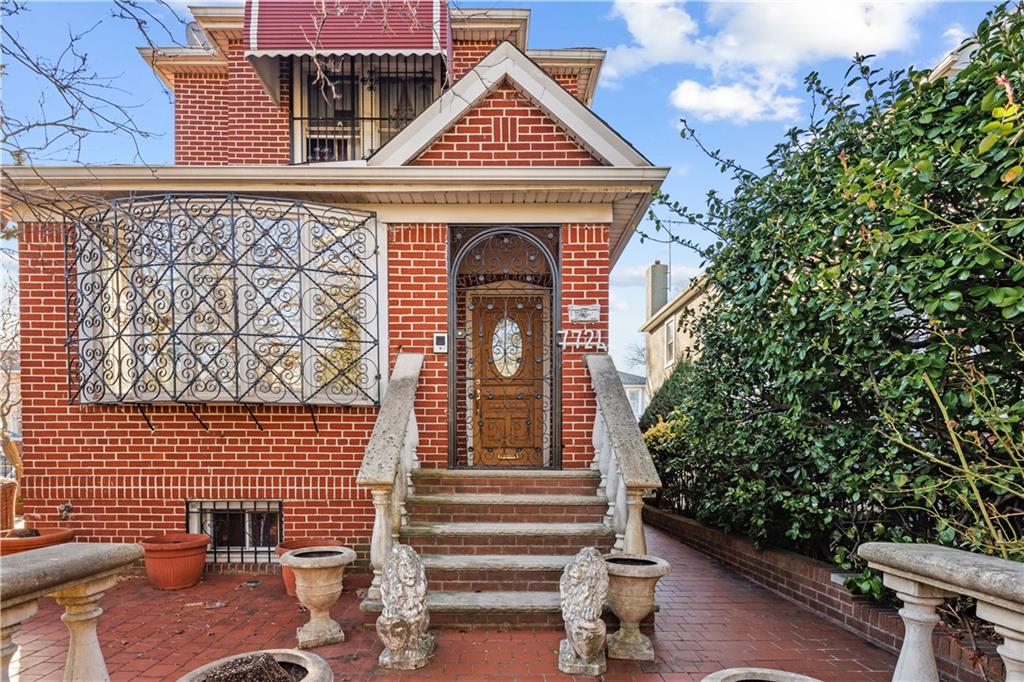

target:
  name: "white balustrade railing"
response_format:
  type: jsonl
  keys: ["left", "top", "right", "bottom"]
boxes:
{"left": 1, "top": 542, "right": 143, "bottom": 682}
{"left": 859, "top": 542, "right": 1024, "bottom": 682}
{"left": 586, "top": 354, "right": 661, "bottom": 555}
{"left": 356, "top": 352, "right": 424, "bottom": 601}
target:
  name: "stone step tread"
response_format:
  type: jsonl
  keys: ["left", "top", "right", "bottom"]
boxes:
{"left": 412, "top": 469, "right": 600, "bottom": 479}
{"left": 362, "top": 590, "right": 560, "bottom": 614}
{"left": 408, "top": 493, "right": 606, "bottom": 506}
{"left": 421, "top": 554, "right": 574, "bottom": 571}
{"left": 401, "top": 522, "right": 613, "bottom": 536}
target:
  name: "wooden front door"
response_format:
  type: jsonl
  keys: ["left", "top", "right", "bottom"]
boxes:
{"left": 467, "top": 288, "right": 548, "bottom": 466}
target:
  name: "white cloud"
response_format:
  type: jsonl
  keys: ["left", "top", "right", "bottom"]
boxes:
{"left": 669, "top": 80, "right": 801, "bottom": 123}
{"left": 943, "top": 23, "right": 969, "bottom": 47}
{"left": 603, "top": 1, "right": 701, "bottom": 82}
{"left": 604, "top": 0, "right": 930, "bottom": 124}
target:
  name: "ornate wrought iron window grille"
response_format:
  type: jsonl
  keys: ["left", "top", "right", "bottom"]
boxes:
{"left": 66, "top": 194, "right": 381, "bottom": 407}
{"left": 291, "top": 54, "right": 445, "bottom": 163}
{"left": 185, "top": 499, "right": 283, "bottom": 564}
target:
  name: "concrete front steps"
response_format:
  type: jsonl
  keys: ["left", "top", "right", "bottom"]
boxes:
{"left": 360, "top": 468, "right": 618, "bottom": 629}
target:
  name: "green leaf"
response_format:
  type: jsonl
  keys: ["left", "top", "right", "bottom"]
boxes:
{"left": 978, "top": 133, "right": 1000, "bottom": 154}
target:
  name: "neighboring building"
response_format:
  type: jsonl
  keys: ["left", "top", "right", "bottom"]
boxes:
{"left": 640, "top": 261, "right": 707, "bottom": 396}
{"left": 7, "top": 1, "right": 667, "bottom": 627}
{"left": 617, "top": 370, "right": 647, "bottom": 418}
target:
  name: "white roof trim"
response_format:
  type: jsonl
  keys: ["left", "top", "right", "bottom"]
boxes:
{"left": 367, "top": 41, "right": 649, "bottom": 168}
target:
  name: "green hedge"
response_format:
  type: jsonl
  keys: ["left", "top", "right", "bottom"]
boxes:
{"left": 645, "top": 3, "right": 1023, "bottom": 595}
{"left": 639, "top": 362, "right": 691, "bottom": 432}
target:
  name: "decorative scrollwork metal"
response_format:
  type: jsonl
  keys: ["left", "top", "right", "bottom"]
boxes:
{"left": 449, "top": 227, "right": 561, "bottom": 468}
{"left": 66, "top": 194, "right": 381, "bottom": 406}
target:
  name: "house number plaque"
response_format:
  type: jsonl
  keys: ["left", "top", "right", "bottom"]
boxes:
{"left": 568, "top": 304, "right": 601, "bottom": 323}
{"left": 558, "top": 328, "right": 608, "bottom": 352}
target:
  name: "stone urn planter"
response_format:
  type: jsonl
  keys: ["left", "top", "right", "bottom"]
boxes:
{"left": 276, "top": 538, "right": 343, "bottom": 597}
{"left": 603, "top": 553, "right": 671, "bottom": 661}
{"left": 176, "top": 648, "right": 333, "bottom": 681}
{"left": 279, "top": 545, "right": 357, "bottom": 649}
{"left": 139, "top": 532, "right": 211, "bottom": 590}
{"left": 0, "top": 527, "right": 75, "bottom": 556}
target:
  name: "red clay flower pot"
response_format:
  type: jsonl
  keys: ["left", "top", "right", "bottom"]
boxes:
{"left": 276, "top": 538, "right": 343, "bottom": 596}
{"left": 139, "top": 533, "right": 210, "bottom": 590}
{"left": 0, "top": 527, "right": 75, "bottom": 556}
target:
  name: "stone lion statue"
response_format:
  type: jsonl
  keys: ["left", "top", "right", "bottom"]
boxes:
{"left": 558, "top": 546, "right": 609, "bottom": 675}
{"left": 376, "top": 544, "right": 435, "bottom": 670}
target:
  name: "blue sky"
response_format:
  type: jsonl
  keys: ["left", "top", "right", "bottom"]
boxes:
{"left": 3, "top": 0, "right": 995, "bottom": 370}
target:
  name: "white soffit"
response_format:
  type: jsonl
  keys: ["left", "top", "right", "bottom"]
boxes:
{"left": 367, "top": 41, "right": 650, "bottom": 168}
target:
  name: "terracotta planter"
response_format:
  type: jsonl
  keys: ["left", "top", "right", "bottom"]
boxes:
{"left": 139, "top": 533, "right": 210, "bottom": 590}
{"left": 0, "top": 527, "right": 75, "bottom": 556}
{"left": 603, "top": 553, "right": 671, "bottom": 661}
{"left": 276, "top": 538, "right": 343, "bottom": 597}
{"left": 176, "top": 648, "right": 333, "bottom": 682}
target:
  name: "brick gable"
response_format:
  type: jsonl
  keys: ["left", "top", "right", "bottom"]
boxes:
{"left": 412, "top": 80, "right": 602, "bottom": 167}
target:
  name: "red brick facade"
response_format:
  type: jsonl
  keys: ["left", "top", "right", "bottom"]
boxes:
{"left": 413, "top": 80, "right": 601, "bottom": 167}
{"left": 18, "top": 218, "right": 610, "bottom": 557}
{"left": 175, "top": 42, "right": 290, "bottom": 165}
{"left": 16, "top": 27, "right": 622, "bottom": 564}
{"left": 452, "top": 40, "right": 497, "bottom": 82}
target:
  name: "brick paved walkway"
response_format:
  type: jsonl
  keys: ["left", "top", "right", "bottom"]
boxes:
{"left": 10, "top": 525, "right": 895, "bottom": 681}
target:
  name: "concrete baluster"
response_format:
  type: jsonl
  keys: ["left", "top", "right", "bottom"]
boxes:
{"left": 369, "top": 486, "right": 394, "bottom": 601}
{"left": 623, "top": 489, "right": 647, "bottom": 555}
{"left": 977, "top": 601, "right": 1024, "bottom": 682}
{"left": 885, "top": 574, "right": 951, "bottom": 682}
{"left": 51, "top": 573, "right": 121, "bottom": 682}
{"left": 1, "top": 600, "right": 38, "bottom": 682}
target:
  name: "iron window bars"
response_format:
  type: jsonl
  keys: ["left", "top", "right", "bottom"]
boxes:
{"left": 291, "top": 54, "right": 445, "bottom": 163}
{"left": 66, "top": 194, "right": 381, "bottom": 406}
{"left": 186, "top": 499, "right": 283, "bottom": 564}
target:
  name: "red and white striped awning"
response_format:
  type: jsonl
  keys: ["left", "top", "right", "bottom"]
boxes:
{"left": 244, "top": 0, "right": 451, "bottom": 58}
{"left": 244, "top": 0, "right": 452, "bottom": 104}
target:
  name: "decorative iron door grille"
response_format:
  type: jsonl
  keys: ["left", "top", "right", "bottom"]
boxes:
{"left": 66, "top": 194, "right": 381, "bottom": 406}
{"left": 448, "top": 227, "right": 561, "bottom": 469}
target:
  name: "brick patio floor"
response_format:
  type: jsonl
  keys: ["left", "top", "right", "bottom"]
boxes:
{"left": 10, "top": 525, "right": 896, "bottom": 681}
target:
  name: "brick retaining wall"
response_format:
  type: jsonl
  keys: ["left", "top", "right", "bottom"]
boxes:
{"left": 643, "top": 505, "right": 1003, "bottom": 682}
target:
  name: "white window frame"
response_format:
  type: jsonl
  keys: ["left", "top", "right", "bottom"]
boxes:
{"left": 664, "top": 315, "right": 676, "bottom": 367}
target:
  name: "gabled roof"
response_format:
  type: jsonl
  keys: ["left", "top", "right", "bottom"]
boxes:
{"left": 367, "top": 41, "right": 650, "bottom": 168}
{"left": 618, "top": 371, "right": 646, "bottom": 386}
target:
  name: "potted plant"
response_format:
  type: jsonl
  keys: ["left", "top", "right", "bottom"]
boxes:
{"left": 276, "top": 537, "right": 343, "bottom": 596}
{"left": 139, "top": 532, "right": 210, "bottom": 590}
{"left": 603, "top": 553, "right": 671, "bottom": 661}
{"left": 0, "top": 527, "right": 75, "bottom": 556}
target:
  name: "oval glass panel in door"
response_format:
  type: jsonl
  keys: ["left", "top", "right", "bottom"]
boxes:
{"left": 491, "top": 316, "right": 524, "bottom": 377}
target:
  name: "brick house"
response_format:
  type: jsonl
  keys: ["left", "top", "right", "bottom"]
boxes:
{"left": 9, "top": 1, "right": 666, "bottom": 626}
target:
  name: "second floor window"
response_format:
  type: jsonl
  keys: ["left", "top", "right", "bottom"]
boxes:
{"left": 292, "top": 54, "right": 445, "bottom": 163}
{"left": 664, "top": 315, "right": 675, "bottom": 367}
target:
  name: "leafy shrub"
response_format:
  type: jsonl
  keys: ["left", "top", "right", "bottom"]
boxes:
{"left": 639, "top": 361, "right": 691, "bottom": 432}
{"left": 646, "top": 2, "right": 1024, "bottom": 589}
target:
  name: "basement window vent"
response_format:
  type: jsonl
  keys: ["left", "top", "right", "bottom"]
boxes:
{"left": 186, "top": 500, "right": 283, "bottom": 564}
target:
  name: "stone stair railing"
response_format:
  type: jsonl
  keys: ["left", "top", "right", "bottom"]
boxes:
{"left": 859, "top": 542, "right": 1024, "bottom": 682}
{"left": 357, "top": 352, "right": 424, "bottom": 601}
{"left": 586, "top": 353, "right": 662, "bottom": 555}
{"left": 1, "top": 542, "right": 143, "bottom": 682}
